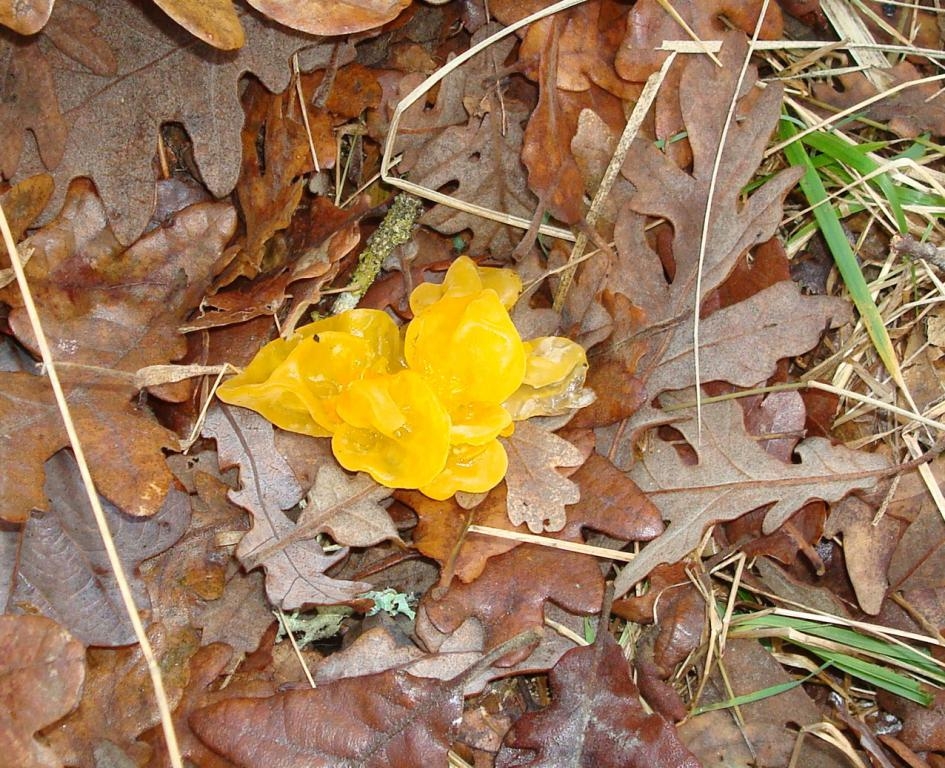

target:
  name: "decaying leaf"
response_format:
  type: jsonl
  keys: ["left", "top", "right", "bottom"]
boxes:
{"left": 408, "top": 106, "right": 538, "bottom": 256}
{"left": 408, "top": 451, "right": 662, "bottom": 586}
{"left": 44, "top": 624, "right": 176, "bottom": 767}
{"left": 192, "top": 665, "right": 464, "bottom": 767}
{"left": 502, "top": 420, "right": 585, "bottom": 533}
{"left": 141, "top": 642, "right": 276, "bottom": 768}
{"left": 203, "top": 405, "right": 379, "bottom": 608}
{"left": 3, "top": 0, "right": 351, "bottom": 243}
{"left": 0, "top": 180, "right": 235, "bottom": 522}
{"left": 496, "top": 629, "right": 699, "bottom": 768}
{"left": 0, "top": 614, "right": 84, "bottom": 768}
{"left": 613, "top": 397, "right": 888, "bottom": 596}
{"left": 419, "top": 543, "right": 604, "bottom": 668}
{"left": 8, "top": 450, "right": 191, "bottom": 647}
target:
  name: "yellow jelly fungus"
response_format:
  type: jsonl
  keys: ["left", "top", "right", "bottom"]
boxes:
{"left": 217, "top": 309, "right": 401, "bottom": 436}
{"left": 503, "top": 336, "right": 594, "bottom": 421}
{"left": 420, "top": 440, "right": 509, "bottom": 500}
{"left": 405, "top": 291, "right": 526, "bottom": 407}
{"left": 409, "top": 255, "right": 523, "bottom": 314}
{"left": 332, "top": 370, "right": 450, "bottom": 488}
{"left": 216, "top": 256, "right": 591, "bottom": 500}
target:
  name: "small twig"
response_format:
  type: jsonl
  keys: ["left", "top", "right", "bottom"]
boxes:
{"left": 891, "top": 233, "right": 945, "bottom": 273}
{"left": 331, "top": 194, "right": 424, "bottom": 314}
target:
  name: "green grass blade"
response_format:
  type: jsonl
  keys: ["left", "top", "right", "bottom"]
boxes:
{"left": 780, "top": 115, "right": 906, "bottom": 389}
{"left": 690, "top": 662, "right": 830, "bottom": 716}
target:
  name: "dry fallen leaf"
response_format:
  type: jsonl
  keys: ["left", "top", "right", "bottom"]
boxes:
{"left": 153, "top": 0, "right": 244, "bottom": 50}
{"left": 245, "top": 0, "right": 411, "bottom": 36}
{"left": 614, "top": 397, "right": 888, "bottom": 596}
{"left": 0, "top": 0, "right": 54, "bottom": 34}
{"left": 0, "top": 180, "right": 235, "bottom": 522}
{"left": 0, "top": 614, "right": 84, "bottom": 768}
{"left": 8, "top": 450, "right": 191, "bottom": 646}
{"left": 407, "top": 105, "right": 538, "bottom": 256}
{"left": 3, "top": 0, "right": 351, "bottom": 243}
{"left": 502, "top": 420, "right": 586, "bottom": 533}
{"left": 203, "top": 405, "right": 377, "bottom": 608}
{"left": 681, "top": 639, "right": 847, "bottom": 767}
{"left": 192, "top": 664, "right": 465, "bottom": 767}
{"left": 496, "top": 628, "right": 699, "bottom": 768}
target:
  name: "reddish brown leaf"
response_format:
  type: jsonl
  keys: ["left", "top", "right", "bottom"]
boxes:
{"left": 4, "top": 0, "right": 351, "bottom": 243}
{"left": 142, "top": 642, "right": 276, "bottom": 768}
{"left": 8, "top": 450, "right": 190, "bottom": 646}
{"left": 0, "top": 615, "right": 84, "bottom": 768}
{"left": 192, "top": 666, "right": 464, "bottom": 767}
{"left": 0, "top": 181, "right": 235, "bottom": 522}
{"left": 203, "top": 405, "right": 376, "bottom": 608}
{"left": 496, "top": 630, "right": 699, "bottom": 768}
{"left": 419, "top": 544, "right": 605, "bottom": 668}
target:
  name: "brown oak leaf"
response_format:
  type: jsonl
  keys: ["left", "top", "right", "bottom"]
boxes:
{"left": 613, "top": 397, "right": 889, "bottom": 596}
{"left": 407, "top": 451, "right": 662, "bottom": 585}
{"left": 192, "top": 665, "right": 464, "bottom": 767}
{"left": 418, "top": 543, "right": 605, "bottom": 668}
{"left": 3, "top": 0, "right": 351, "bottom": 243}
{"left": 496, "top": 629, "right": 699, "bottom": 768}
{"left": 0, "top": 614, "right": 85, "bottom": 768}
{"left": 596, "top": 34, "right": 824, "bottom": 438}
{"left": 0, "top": 180, "right": 235, "bottom": 522}
{"left": 203, "top": 405, "right": 381, "bottom": 608}
{"left": 502, "top": 420, "right": 585, "bottom": 533}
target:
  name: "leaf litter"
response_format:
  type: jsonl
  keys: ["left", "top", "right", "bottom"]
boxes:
{"left": 2, "top": 0, "right": 945, "bottom": 766}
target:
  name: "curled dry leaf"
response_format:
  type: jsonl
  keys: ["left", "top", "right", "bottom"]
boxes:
{"left": 203, "top": 405, "right": 379, "bottom": 608}
{"left": 246, "top": 0, "right": 411, "bottom": 36}
{"left": 0, "top": 614, "right": 84, "bottom": 768}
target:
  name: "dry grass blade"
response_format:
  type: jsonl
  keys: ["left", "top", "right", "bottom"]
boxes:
{"left": 0, "top": 204, "right": 183, "bottom": 764}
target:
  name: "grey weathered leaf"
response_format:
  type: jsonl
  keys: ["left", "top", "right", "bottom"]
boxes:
{"left": 613, "top": 398, "right": 889, "bottom": 596}
{"left": 9, "top": 450, "right": 190, "bottom": 646}
{"left": 203, "top": 405, "right": 373, "bottom": 608}
{"left": 502, "top": 421, "right": 585, "bottom": 533}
